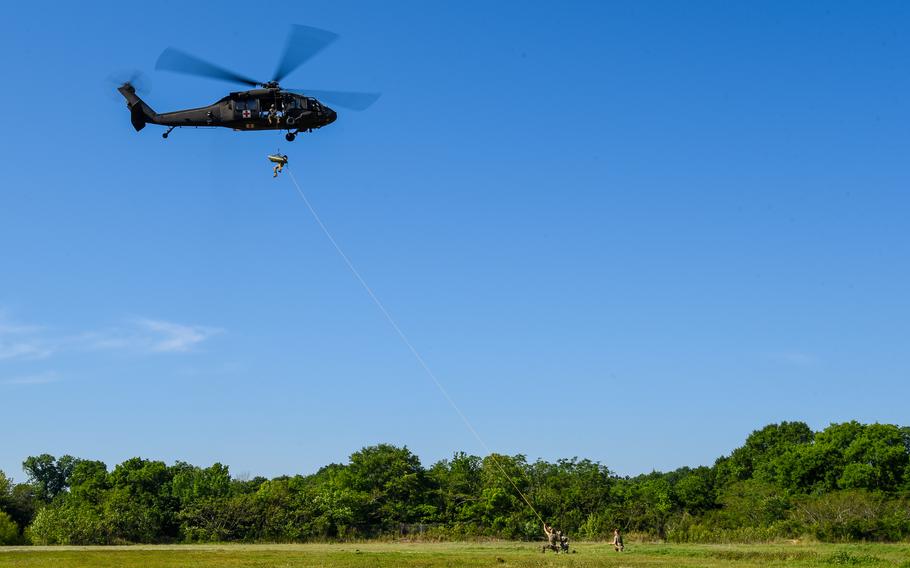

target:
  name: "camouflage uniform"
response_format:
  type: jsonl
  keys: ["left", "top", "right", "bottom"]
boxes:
{"left": 543, "top": 524, "right": 557, "bottom": 552}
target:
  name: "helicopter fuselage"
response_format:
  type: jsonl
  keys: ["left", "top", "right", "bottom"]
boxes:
{"left": 119, "top": 84, "right": 336, "bottom": 138}
{"left": 157, "top": 88, "right": 336, "bottom": 130}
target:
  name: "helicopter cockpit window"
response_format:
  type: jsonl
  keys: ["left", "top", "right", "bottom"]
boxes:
{"left": 282, "top": 97, "right": 302, "bottom": 110}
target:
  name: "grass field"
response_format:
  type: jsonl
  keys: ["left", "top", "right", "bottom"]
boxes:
{"left": 2, "top": 542, "right": 909, "bottom": 568}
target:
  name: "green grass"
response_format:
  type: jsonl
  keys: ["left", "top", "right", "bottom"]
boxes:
{"left": 1, "top": 542, "right": 909, "bottom": 568}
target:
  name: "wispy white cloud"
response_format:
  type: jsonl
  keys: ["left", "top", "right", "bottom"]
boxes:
{"left": 1, "top": 371, "right": 60, "bottom": 385}
{"left": 135, "top": 319, "right": 223, "bottom": 353}
{"left": 0, "top": 312, "right": 52, "bottom": 360}
{"left": 0, "top": 309, "right": 222, "bottom": 359}
{"left": 0, "top": 341, "right": 52, "bottom": 361}
{"left": 79, "top": 318, "right": 223, "bottom": 354}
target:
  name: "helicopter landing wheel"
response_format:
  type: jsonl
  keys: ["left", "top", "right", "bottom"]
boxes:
{"left": 162, "top": 132, "right": 168, "bottom": 139}
{"left": 285, "top": 132, "right": 296, "bottom": 142}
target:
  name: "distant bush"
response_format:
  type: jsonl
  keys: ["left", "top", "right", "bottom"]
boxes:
{"left": 666, "top": 522, "right": 791, "bottom": 544}
{"left": 792, "top": 491, "right": 910, "bottom": 542}
{"left": 28, "top": 505, "right": 107, "bottom": 545}
{"left": 826, "top": 550, "right": 881, "bottom": 565}
{"left": 0, "top": 511, "right": 20, "bottom": 545}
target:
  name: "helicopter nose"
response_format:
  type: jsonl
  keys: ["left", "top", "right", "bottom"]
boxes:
{"left": 325, "top": 108, "right": 337, "bottom": 125}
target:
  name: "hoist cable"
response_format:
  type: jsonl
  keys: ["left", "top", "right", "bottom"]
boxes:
{"left": 285, "top": 167, "right": 545, "bottom": 525}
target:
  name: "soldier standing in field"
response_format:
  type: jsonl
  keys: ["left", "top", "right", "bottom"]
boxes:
{"left": 613, "top": 528, "right": 624, "bottom": 552}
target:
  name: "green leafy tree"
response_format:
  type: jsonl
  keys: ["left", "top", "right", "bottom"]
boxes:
{"left": 2, "top": 470, "right": 40, "bottom": 534}
{"left": 171, "top": 462, "right": 231, "bottom": 506}
{"left": 792, "top": 490, "right": 910, "bottom": 541}
{"left": 28, "top": 501, "right": 107, "bottom": 545}
{"left": 307, "top": 465, "right": 365, "bottom": 538}
{"left": 472, "top": 454, "right": 536, "bottom": 538}
{"left": 22, "top": 454, "right": 79, "bottom": 503}
{"left": 103, "top": 458, "right": 178, "bottom": 543}
{"left": 428, "top": 452, "right": 482, "bottom": 525}
{"left": 767, "top": 422, "right": 910, "bottom": 494}
{"left": 0, "top": 511, "right": 21, "bottom": 545}
{"left": 637, "top": 476, "right": 674, "bottom": 538}
{"left": 715, "top": 479, "right": 790, "bottom": 528}
{"left": 0, "top": 471, "right": 10, "bottom": 501}
{"left": 177, "top": 494, "right": 259, "bottom": 542}
{"left": 67, "top": 461, "right": 109, "bottom": 505}
{"left": 530, "top": 458, "right": 613, "bottom": 536}
{"left": 345, "top": 444, "right": 432, "bottom": 531}
{"left": 715, "top": 422, "right": 812, "bottom": 485}
{"left": 4, "top": 484, "right": 37, "bottom": 532}
{"left": 672, "top": 466, "right": 716, "bottom": 515}
{"left": 231, "top": 475, "right": 267, "bottom": 495}
{"left": 837, "top": 423, "right": 909, "bottom": 491}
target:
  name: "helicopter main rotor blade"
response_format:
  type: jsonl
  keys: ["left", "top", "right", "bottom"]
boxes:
{"left": 156, "top": 47, "right": 261, "bottom": 87}
{"left": 271, "top": 25, "right": 339, "bottom": 84}
{"left": 288, "top": 89, "right": 381, "bottom": 111}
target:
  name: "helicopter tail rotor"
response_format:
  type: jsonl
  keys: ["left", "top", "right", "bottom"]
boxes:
{"left": 105, "top": 69, "right": 151, "bottom": 102}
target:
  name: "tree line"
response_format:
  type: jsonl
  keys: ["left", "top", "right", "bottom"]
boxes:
{"left": 1, "top": 420, "right": 908, "bottom": 545}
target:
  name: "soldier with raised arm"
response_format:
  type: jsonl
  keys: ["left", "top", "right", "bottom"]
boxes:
{"left": 542, "top": 523, "right": 558, "bottom": 552}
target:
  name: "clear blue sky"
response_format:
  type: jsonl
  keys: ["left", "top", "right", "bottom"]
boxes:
{"left": 1, "top": 1, "right": 908, "bottom": 481}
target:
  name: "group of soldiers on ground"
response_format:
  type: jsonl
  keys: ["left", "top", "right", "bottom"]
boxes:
{"left": 542, "top": 523, "right": 570, "bottom": 553}
{"left": 541, "top": 524, "right": 624, "bottom": 554}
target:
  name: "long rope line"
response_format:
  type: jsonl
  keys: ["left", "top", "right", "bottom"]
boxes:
{"left": 285, "top": 167, "right": 544, "bottom": 525}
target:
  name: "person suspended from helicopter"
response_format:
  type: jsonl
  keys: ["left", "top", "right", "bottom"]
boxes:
{"left": 268, "top": 152, "right": 288, "bottom": 177}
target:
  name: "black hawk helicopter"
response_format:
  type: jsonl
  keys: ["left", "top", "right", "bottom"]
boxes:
{"left": 118, "top": 25, "right": 379, "bottom": 141}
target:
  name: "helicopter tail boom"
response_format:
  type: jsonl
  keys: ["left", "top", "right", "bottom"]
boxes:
{"left": 117, "top": 83, "right": 158, "bottom": 131}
